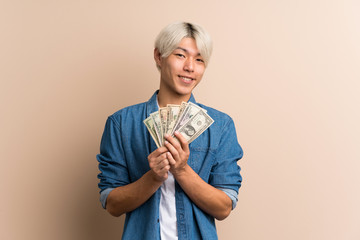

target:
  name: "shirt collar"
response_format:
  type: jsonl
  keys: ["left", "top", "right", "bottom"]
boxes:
{"left": 146, "top": 90, "right": 197, "bottom": 117}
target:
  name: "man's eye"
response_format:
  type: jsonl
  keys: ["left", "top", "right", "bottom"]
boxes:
{"left": 175, "top": 54, "right": 185, "bottom": 58}
{"left": 197, "top": 59, "right": 205, "bottom": 63}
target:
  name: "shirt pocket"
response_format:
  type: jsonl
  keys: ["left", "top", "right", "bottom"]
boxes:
{"left": 188, "top": 146, "right": 215, "bottom": 179}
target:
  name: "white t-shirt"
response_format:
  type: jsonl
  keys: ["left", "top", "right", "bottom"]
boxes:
{"left": 159, "top": 172, "right": 178, "bottom": 239}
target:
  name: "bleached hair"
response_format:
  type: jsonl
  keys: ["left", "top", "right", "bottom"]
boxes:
{"left": 154, "top": 21, "right": 213, "bottom": 68}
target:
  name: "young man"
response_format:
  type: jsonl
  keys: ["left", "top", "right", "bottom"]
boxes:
{"left": 97, "top": 22, "right": 243, "bottom": 240}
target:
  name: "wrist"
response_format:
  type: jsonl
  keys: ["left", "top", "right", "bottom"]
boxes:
{"left": 172, "top": 164, "right": 191, "bottom": 179}
{"left": 147, "top": 170, "right": 166, "bottom": 185}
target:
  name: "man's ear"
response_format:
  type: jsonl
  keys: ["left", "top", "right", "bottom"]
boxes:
{"left": 154, "top": 48, "right": 162, "bottom": 68}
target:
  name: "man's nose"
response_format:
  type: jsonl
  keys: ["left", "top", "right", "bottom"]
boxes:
{"left": 184, "top": 58, "right": 194, "bottom": 72}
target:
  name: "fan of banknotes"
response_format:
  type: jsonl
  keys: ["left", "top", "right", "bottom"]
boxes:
{"left": 144, "top": 102, "right": 214, "bottom": 148}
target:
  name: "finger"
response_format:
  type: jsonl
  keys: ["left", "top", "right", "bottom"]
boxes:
{"left": 152, "top": 160, "right": 169, "bottom": 175}
{"left": 160, "top": 158, "right": 170, "bottom": 168}
{"left": 149, "top": 153, "right": 166, "bottom": 170}
{"left": 156, "top": 146, "right": 170, "bottom": 156}
{"left": 164, "top": 140, "right": 180, "bottom": 161}
{"left": 166, "top": 151, "right": 176, "bottom": 165}
{"left": 164, "top": 134, "right": 182, "bottom": 152}
{"left": 157, "top": 159, "right": 170, "bottom": 172}
{"left": 159, "top": 164, "right": 170, "bottom": 175}
{"left": 149, "top": 152, "right": 166, "bottom": 164}
{"left": 149, "top": 146, "right": 169, "bottom": 158}
{"left": 166, "top": 152, "right": 176, "bottom": 166}
{"left": 174, "top": 131, "right": 189, "bottom": 152}
{"left": 155, "top": 153, "right": 169, "bottom": 167}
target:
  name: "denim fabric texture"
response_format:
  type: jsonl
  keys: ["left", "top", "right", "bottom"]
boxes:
{"left": 97, "top": 91, "right": 243, "bottom": 240}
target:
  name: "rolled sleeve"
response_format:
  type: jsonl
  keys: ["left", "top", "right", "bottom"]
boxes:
{"left": 100, "top": 188, "right": 115, "bottom": 209}
{"left": 209, "top": 117, "right": 243, "bottom": 193}
{"left": 97, "top": 116, "right": 130, "bottom": 207}
{"left": 217, "top": 187, "right": 239, "bottom": 210}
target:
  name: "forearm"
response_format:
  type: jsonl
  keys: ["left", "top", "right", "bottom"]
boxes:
{"left": 174, "top": 165, "right": 233, "bottom": 220}
{"left": 106, "top": 170, "right": 163, "bottom": 217}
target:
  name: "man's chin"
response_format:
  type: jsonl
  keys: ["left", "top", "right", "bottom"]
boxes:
{"left": 174, "top": 88, "right": 194, "bottom": 97}
{"left": 176, "top": 83, "right": 197, "bottom": 94}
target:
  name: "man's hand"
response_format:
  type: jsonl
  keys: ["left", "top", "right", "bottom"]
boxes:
{"left": 107, "top": 146, "right": 170, "bottom": 217}
{"left": 164, "top": 131, "right": 190, "bottom": 176}
{"left": 148, "top": 147, "right": 170, "bottom": 182}
{"left": 163, "top": 131, "right": 232, "bottom": 220}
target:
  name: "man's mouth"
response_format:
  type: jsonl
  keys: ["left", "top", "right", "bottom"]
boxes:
{"left": 179, "top": 75, "right": 194, "bottom": 83}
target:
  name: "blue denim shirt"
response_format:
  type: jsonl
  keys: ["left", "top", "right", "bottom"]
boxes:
{"left": 97, "top": 91, "right": 243, "bottom": 240}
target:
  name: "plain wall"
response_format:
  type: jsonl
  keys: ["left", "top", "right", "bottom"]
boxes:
{"left": 1, "top": 0, "right": 359, "bottom": 239}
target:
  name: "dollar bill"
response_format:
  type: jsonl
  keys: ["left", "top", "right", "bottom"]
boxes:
{"left": 143, "top": 116, "right": 161, "bottom": 148}
{"left": 159, "top": 107, "right": 168, "bottom": 145}
{"left": 178, "top": 102, "right": 188, "bottom": 118}
{"left": 150, "top": 111, "right": 162, "bottom": 146}
{"left": 176, "top": 109, "right": 214, "bottom": 143}
{"left": 173, "top": 102, "right": 188, "bottom": 130}
{"left": 144, "top": 101, "right": 214, "bottom": 147}
{"left": 171, "top": 102, "right": 203, "bottom": 135}
{"left": 166, "top": 104, "right": 180, "bottom": 135}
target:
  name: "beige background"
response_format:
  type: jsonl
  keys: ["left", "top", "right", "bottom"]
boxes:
{"left": 1, "top": 0, "right": 359, "bottom": 239}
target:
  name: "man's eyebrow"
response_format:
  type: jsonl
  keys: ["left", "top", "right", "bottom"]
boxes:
{"left": 175, "top": 47, "right": 201, "bottom": 56}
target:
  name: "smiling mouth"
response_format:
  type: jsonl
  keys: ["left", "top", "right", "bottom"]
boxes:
{"left": 179, "top": 75, "right": 194, "bottom": 83}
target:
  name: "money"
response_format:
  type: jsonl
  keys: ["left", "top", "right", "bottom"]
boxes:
{"left": 143, "top": 116, "right": 161, "bottom": 148}
{"left": 166, "top": 104, "right": 180, "bottom": 135}
{"left": 144, "top": 102, "right": 214, "bottom": 147}
{"left": 171, "top": 102, "right": 204, "bottom": 135}
{"left": 150, "top": 111, "right": 162, "bottom": 146}
{"left": 177, "top": 109, "right": 214, "bottom": 143}
{"left": 159, "top": 107, "right": 168, "bottom": 145}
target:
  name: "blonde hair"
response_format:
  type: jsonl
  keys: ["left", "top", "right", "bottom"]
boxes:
{"left": 155, "top": 22, "right": 213, "bottom": 68}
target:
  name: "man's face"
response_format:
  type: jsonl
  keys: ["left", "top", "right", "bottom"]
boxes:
{"left": 156, "top": 37, "right": 206, "bottom": 98}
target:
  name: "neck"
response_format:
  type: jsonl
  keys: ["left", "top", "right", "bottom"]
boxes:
{"left": 157, "top": 89, "right": 191, "bottom": 108}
